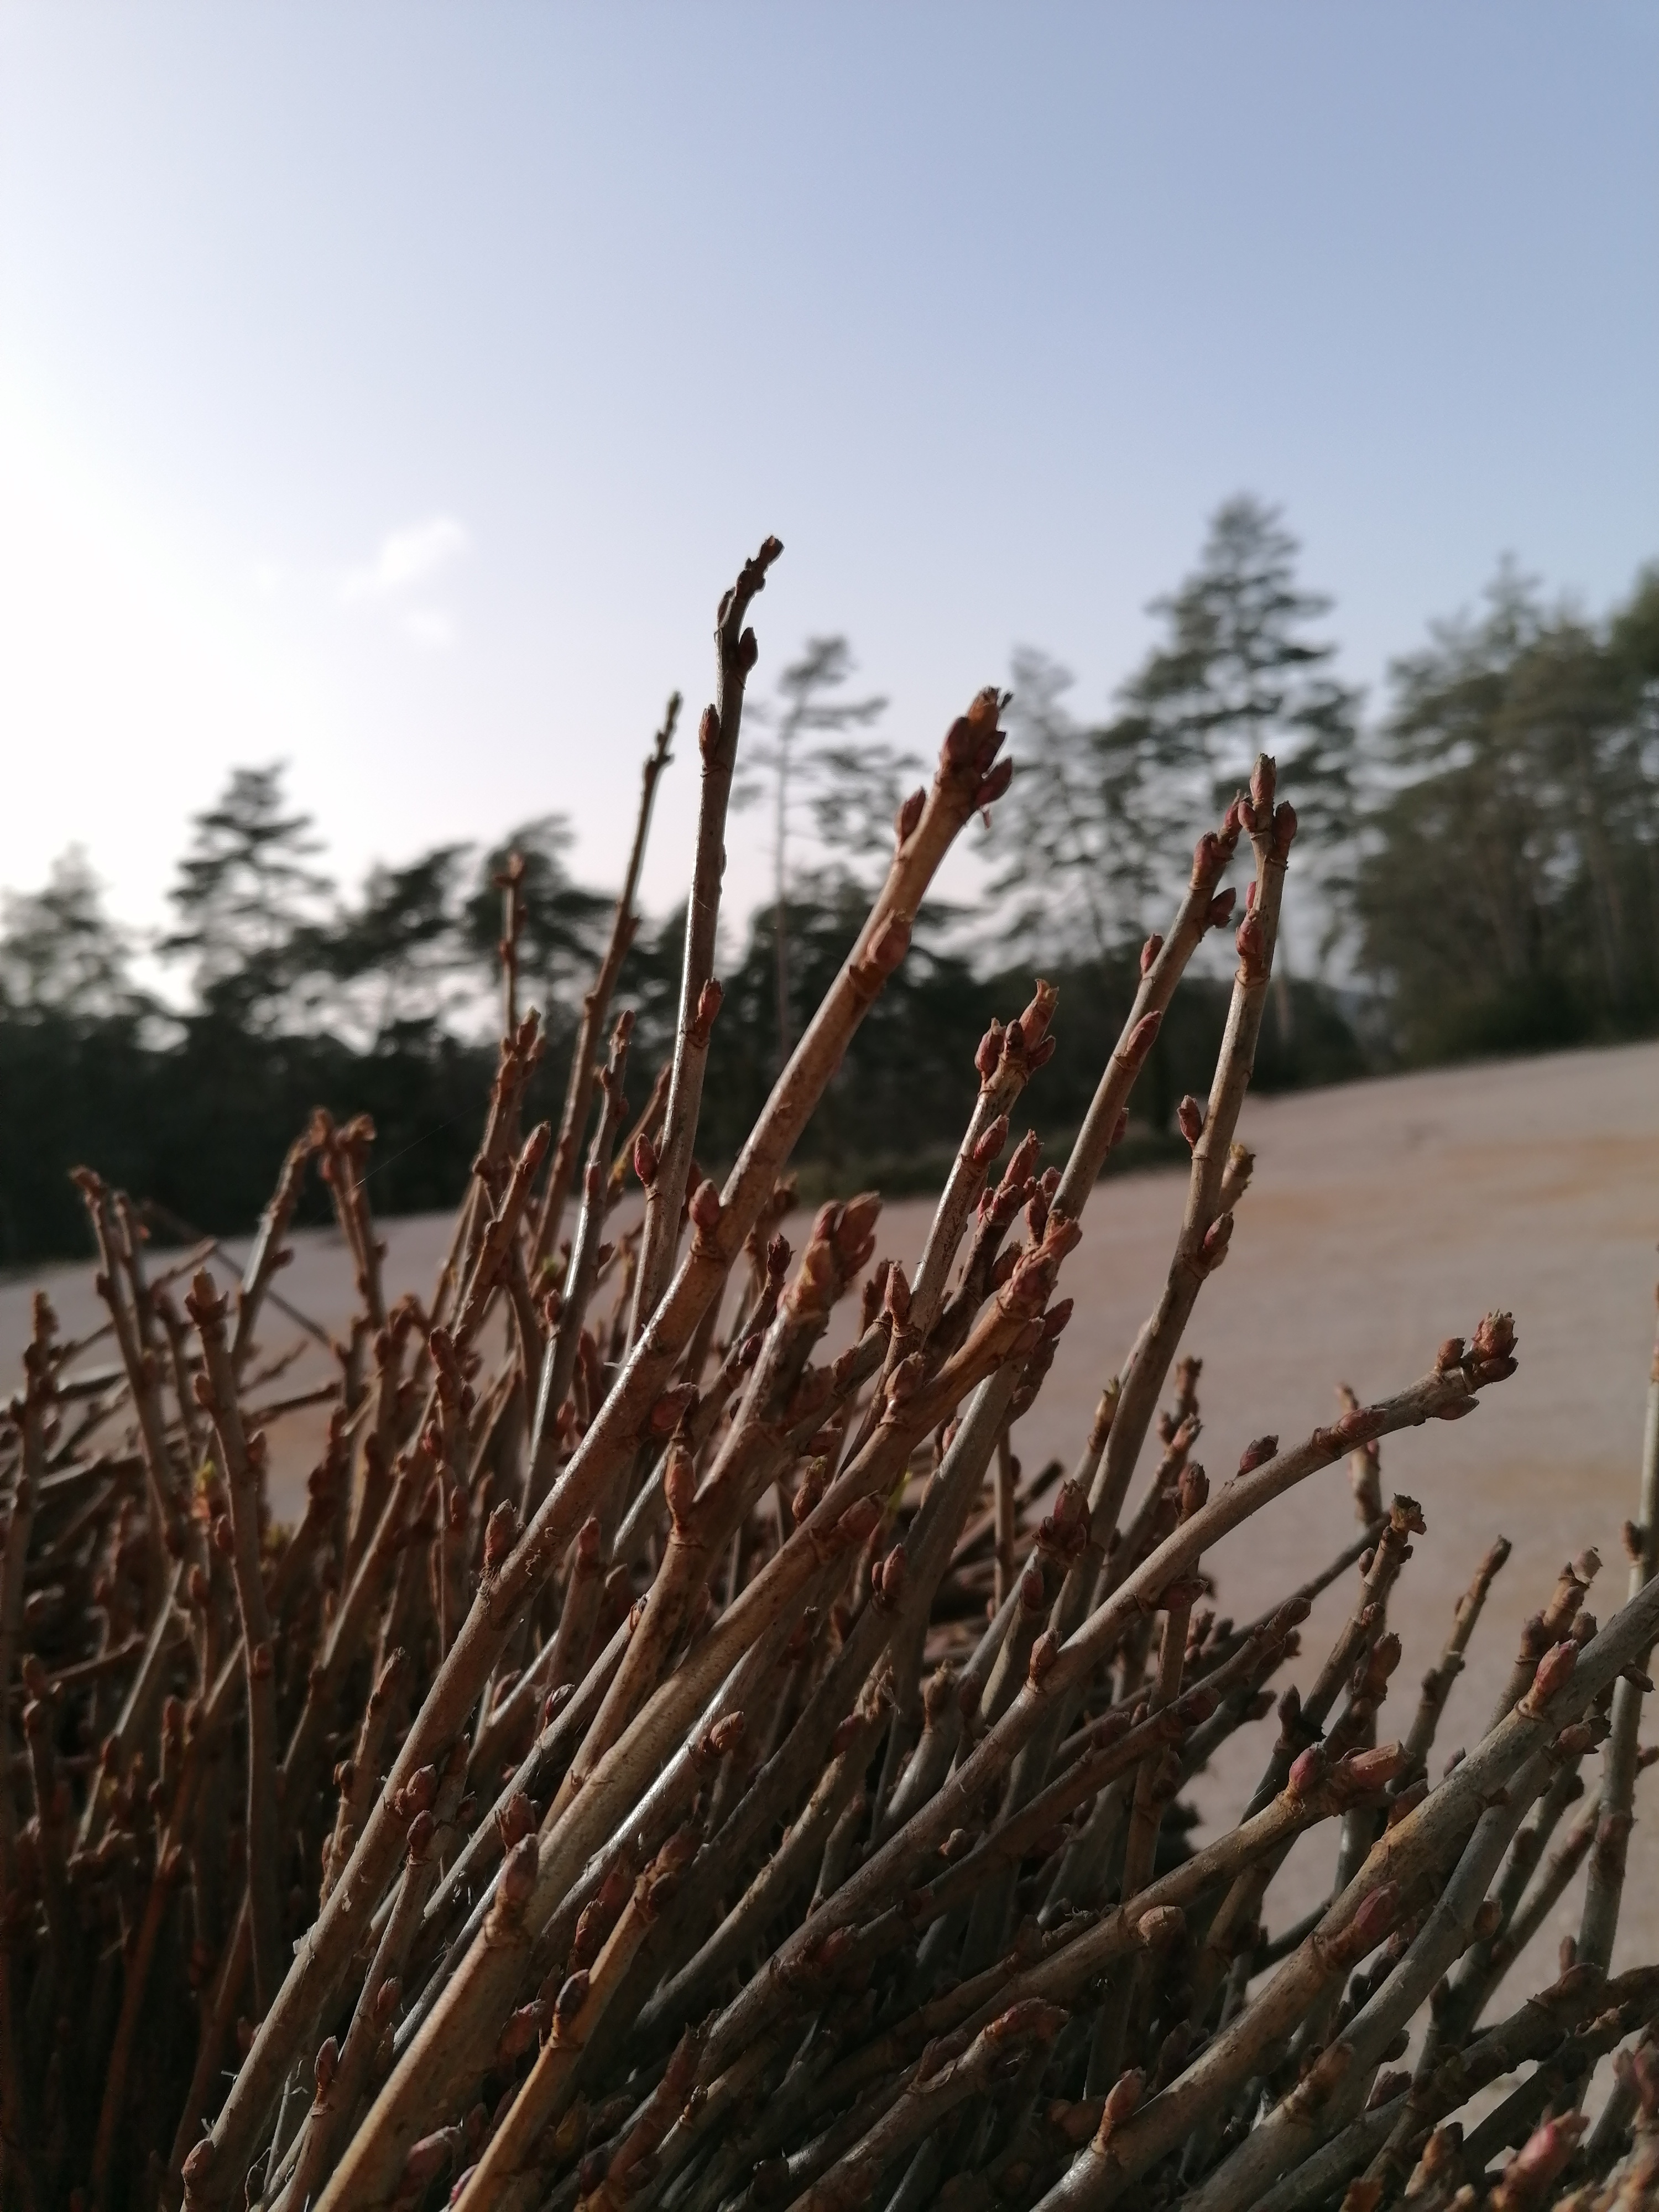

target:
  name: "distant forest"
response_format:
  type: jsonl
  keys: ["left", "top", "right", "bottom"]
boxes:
{"left": 3, "top": 497, "right": 1656, "bottom": 1264}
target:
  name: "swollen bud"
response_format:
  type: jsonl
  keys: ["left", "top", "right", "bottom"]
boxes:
{"left": 664, "top": 1442, "right": 697, "bottom": 1535}
{"left": 1288, "top": 1746, "right": 1327, "bottom": 1798}
{"left": 497, "top": 1834, "right": 540, "bottom": 1914}
{"left": 1199, "top": 1214, "right": 1234, "bottom": 1273}
{"left": 895, "top": 786, "right": 926, "bottom": 843}
{"left": 1337, "top": 1884, "right": 1398, "bottom": 1965}
{"left": 633, "top": 1132, "right": 659, "bottom": 1187}
{"left": 648, "top": 1383, "right": 698, "bottom": 1435}
{"left": 874, "top": 1545, "right": 907, "bottom": 1611}
{"left": 687, "top": 1180, "right": 723, "bottom": 1237}
{"left": 1123, "top": 1009, "right": 1162, "bottom": 1068}
{"left": 1520, "top": 1641, "right": 1578, "bottom": 1716}
{"left": 972, "top": 1114, "right": 1010, "bottom": 1168}
{"left": 1176, "top": 1095, "right": 1204, "bottom": 1150}
{"left": 691, "top": 977, "right": 723, "bottom": 1046}
{"left": 1472, "top": 1311, "right": 1518, "bottom": 1364}
{"left": 1140, "top": 933, "right": 1164, "bottom": 977}
{"left": 1094, "top": 2067, "right": 1145, "bottom": 2148}
{"left": 974, "top": 757, "right": 1014, "bottom": 812}
{"left": 1235, "top": 910, "right": 1266, "bottom": 978}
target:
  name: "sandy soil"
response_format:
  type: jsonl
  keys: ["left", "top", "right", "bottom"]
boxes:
{"left": 6, "top": 1036, "right": 1657, "bottom": 2010}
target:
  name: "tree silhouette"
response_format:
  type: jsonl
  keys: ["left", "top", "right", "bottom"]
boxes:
{"left": 734, "top": 636, "right": 895, "bottom": 1067}
{"left": 1114, "top": 495, "right": 1360, "bottom": 960}
{"left": 161, "top": 764, "right": 332, "bottom": 1030}
{"left": 0, "top": 848, "right": 137, "bottom": 1022}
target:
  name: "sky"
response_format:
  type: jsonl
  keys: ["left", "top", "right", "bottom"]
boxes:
{"left": 1, "top": 2, "right": 1655, "bottom": 953}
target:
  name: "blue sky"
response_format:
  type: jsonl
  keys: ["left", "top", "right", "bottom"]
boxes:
{"left": 2, "top": 2, "right": 1655, "bottom": 943}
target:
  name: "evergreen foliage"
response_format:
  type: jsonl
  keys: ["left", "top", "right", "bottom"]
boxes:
{"left": 1, "top": 514, "right": 1653, "bottom": 1262}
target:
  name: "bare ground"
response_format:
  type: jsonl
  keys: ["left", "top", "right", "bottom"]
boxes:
{"left": 7, "top": 1036, "right": 1658, "bottom": 2016}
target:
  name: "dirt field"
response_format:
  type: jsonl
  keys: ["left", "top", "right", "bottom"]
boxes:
{"left": 6, "top": 1036, "right": 1658, "bottom": 2013}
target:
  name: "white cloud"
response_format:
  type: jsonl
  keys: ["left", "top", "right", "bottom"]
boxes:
{"left": 339, "top": 514, "right": 470, "bottom": 605}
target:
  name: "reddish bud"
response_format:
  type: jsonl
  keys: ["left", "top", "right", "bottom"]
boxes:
{"left": 1331, "top": 1884, "right": 1397, "bottom": 1968}
{"left": 1140, "top": 933, "right": 1164, "bottom": 976}
{"left": 1288, "top": 1746, "right": 1327, "bottom": 1798}
{"left": 1472, "top": 1311, "right": 1517, "bottom": 1364}
{"left": 495, "top": 2003, "right": 546, "bottom": 2065}
{"left": 398, "top": 1765, "right": 439, "bottom": 1821}
{"left": 1122, "top": 1009, "right": 1162, "bottom": 1068}
{"left": 483, "top": 1499, "right": 519, "bottom": 1575}
{"left": 708, "top": 1712, "right": 746, "bottom": 1759}
{"left": 975, "top": 757, "right": 1014, "bottom": 811}
{"left": 1521, "top": 1641, "right": 1578, "bottom": 1715}
{"left": 1387, "top": 1779, "right": 1428, "bottom": 1828}
{"left": 866, "top": 912, "right": 912, "bottom": 981}
{"left": 895, "top": 786, "right": 926, "bottom": 843}
{"left": 1094, "top": 2068, "right": 1144, "bottom": 2147}
{"left": 874, "top": 1545, "right": 907, "bottom": 1610}
{"left": 972, "top": 1114, "right": 1009, "bottom": 1168}
{"left": 687, "top": 1180, "right": 723, "bottom": 1237}
{"left": 497, "top": 1833, "right": 540, "bottom": 1915}
{"left": 1028, "top": 1629, "right": 1061, "bottom": 1686}
{"left": 1176, "top": 1095, "right": 1204, "bottom": 1149}
{"left": 975, "top": 1021, "right": 1005, "bottom": 1080}
{"left": 1236, "top": 910, "right": 1266, "bottom": 977}
{"left": 1340, "top": 1744, "right": 1408, "bottom": 1795}
{"left": 1199, "top": 1213, "right": 1234, "bottom": 1272}
{"left": 886, "top": 1353, "right": 925, "bottom": 1406}
{"left": 664, "top": 1443, "right": 697, "bottom": 1535}
{"left": 1016, "top": 980, "right": 1058, "bottom": 1051}
{"left": 1238, "top": 1435, "right": 1279, "bottom": 1475}
{"left": 633, "top": 1133, "right": 659, "bottom": 1187}
{"left": 943, "top": 692, "right": 1002, "bottom": 771}
{"left": 834, "top": 1499, "right": 882, "bottom": 1551}
{"left": 648, "top": 1383, "right": 698, "bottom": 1435}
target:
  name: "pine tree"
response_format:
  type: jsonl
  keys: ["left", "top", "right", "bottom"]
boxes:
{"left": 0, "top": 848, "right": 137, "bottom": 1021}
{"left": 1116, "top": 497, "right": 1360, "bottom": 967}
{"left": 161, "top": 764, "right": 332, "bottom": 1030}
{"left": 734, "top": 636, "right": 895, "bottom": 1067}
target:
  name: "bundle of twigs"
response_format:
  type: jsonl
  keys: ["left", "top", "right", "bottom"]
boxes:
{"left": 3, "top": 539, "right": 1658, "bottom": 2212}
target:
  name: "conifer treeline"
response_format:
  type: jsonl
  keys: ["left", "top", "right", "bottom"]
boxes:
{"left": 2, "top": 500, "right": 1655, "bottom": 1262}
